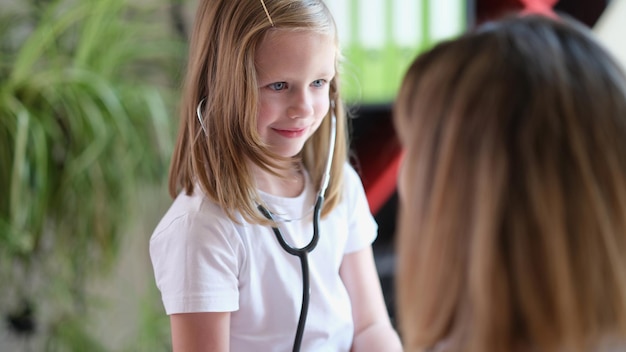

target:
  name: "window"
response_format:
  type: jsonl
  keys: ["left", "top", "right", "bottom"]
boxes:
{"left": 325, "top": 0, "right": 467, "bottom": 103}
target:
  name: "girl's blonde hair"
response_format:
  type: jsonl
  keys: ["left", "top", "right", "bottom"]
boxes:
{"left": 169, "top": 0, "right": 346, "bottom": 224}
{"left": 394, "top": 15, "right": 626, "bottom": 352}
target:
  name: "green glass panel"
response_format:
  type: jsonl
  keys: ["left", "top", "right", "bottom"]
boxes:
{"left": 329, "top": 0, "right": 467, "bottom": 103}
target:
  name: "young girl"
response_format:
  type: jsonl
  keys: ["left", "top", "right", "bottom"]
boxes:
{"left": 393, "top": 15, "right": 626, "bottom": 352}
{"left": 149, "top": 0, "right": 402, "bottom": 351}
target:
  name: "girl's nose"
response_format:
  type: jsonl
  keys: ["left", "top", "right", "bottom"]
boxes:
{"left": 287, "top": 90, "right": 314, "bottom": 119}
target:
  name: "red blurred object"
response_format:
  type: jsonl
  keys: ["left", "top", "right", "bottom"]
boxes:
{"left": 476, "top": 0, "right": 557, "bottom": 24}
{"left": 349, "top": 105, "right": 403, "bottom": 216}
{"left": 353, "top": 117, "right": 402, "bottom": 215}
{"left": 520, "top": 0, "right": 558, "bottom": 17}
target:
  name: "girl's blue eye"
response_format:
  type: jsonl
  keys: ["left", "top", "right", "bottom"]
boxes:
{"left": 269, "top": 82, "right": 287, "bottom": 91}
{"left": 312, "top": 79, "right": 325, "bottom": 88}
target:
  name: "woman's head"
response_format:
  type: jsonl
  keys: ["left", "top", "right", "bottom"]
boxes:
{"left": 394, "top": 15, "right": 626, "bottom": 352}
{"left": 169, "top": 0, "right": 347, "bottom": 224}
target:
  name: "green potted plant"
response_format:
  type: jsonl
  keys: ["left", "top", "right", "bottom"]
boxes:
{"left": 0, "top": 0, "right": 184, "bottom": 349}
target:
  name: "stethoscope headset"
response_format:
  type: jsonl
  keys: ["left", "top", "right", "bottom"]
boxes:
{"left": 197, "top": 99, "right": 337, "bottom": 352}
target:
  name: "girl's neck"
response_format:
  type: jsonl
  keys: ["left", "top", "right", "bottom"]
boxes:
{"left": 253, "top": 161, "right": 305, "bottom": 198}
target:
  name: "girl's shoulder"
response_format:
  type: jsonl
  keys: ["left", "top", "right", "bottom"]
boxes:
{"left": 150, "top": 187, "right": 235, "bottom": 242}
{"left": 342, "top": 161, "right": 359, "bottom": 179}
{"left": 341, "top": 161, "right": 368, "bottom": 198}
{"left": 342, "top": 161, "right": 365, "bottom": 189}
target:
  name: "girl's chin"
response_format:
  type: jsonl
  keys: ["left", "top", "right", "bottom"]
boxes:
{"left": 272, "top": 145, "right": 306, "bottom": 158}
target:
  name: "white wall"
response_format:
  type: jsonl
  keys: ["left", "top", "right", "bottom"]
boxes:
{"left": 594, "top": 0, "right": 626, "bottom": 70}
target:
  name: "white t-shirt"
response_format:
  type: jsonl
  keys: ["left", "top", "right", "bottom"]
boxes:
{"left": 149, "top": 163, "right": 377, "bottom": 351}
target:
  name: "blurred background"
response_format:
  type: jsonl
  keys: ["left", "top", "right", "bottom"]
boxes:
{"left": 0, "top": 0, "right": 621, "bottom": 350}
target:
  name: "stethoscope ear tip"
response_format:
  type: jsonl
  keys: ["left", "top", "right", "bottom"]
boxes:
{"left": 196, "top": 97, "right": 208, "bottom": 135}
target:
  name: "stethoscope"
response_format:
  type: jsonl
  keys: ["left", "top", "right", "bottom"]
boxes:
{"left": 197, "top": 99, "right": 337, "bottom": 352}
{"left": 257, "top": 112, "right": 336, "bottom": 352}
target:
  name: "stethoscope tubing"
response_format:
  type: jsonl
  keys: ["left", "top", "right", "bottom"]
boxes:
{"left": 257, "top": 193, "right": 324, "bottom": 352}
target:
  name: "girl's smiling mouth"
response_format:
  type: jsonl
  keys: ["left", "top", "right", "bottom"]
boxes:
{"left": 273, "top": 127, "right": 307, "bottom": 138}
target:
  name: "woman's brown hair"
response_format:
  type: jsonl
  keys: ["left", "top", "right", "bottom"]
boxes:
{"left": 394, "top": 15, "right": 626, "bottom": 352}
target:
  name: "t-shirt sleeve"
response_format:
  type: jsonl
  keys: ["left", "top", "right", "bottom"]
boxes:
{"left": 343, "top": 163, "right": 378, "bottom": 254}
{"left": 149, "top": 206, "right": 242, "bottom": 315}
